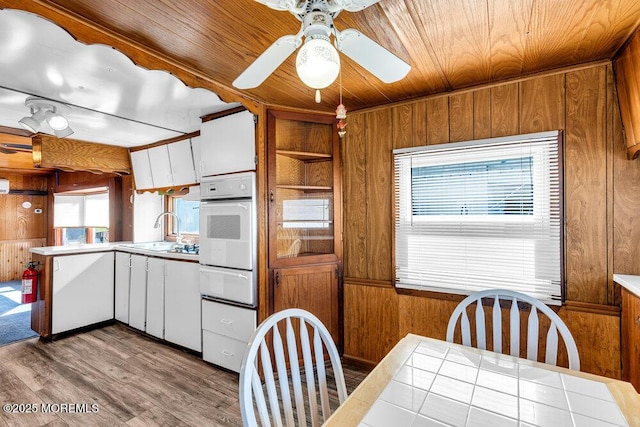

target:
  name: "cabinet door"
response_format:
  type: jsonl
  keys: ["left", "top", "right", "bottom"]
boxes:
{"left": 148, "top": 145, "right": 173, "bottom": 188}
{"left": 190, "top": 136, "right": 202, "bottom": 182}
{"left": 267, "top": 110, "right": 341, "bottom": 267}
{"left": 130, "top": 150, "right": 154, "bottom": 190}
{"left": 273, "top": 263, "right": 340, "bottom": 346}
{"left": 51, "top": 252, "right": 114, "bottom": 334}
{"left": 129, "top": 254, "right": 148, "bottom": 331}
{"left": 622, "top": 288, "right": 640, "bottom": 393}
{"left": 146, "top": 257, "right": 165, "bottom": 339}
{"left": 164, "top": 260, "right": 201, "bottom": 351}
{"left": 200, "top": 110, "right": 255, "bottom": 176}
{"left": 114, "top": 252, "right": 130, "bottom": 323}
{"left": 168, "top": 139, "right": 196, "bottom": 186}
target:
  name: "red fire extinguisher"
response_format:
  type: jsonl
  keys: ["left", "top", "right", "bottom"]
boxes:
{"left": 21, "top": 261, "right": 38, "bottom": 304}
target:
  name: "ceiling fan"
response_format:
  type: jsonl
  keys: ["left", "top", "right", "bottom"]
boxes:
{"left": 233, "top": 0, "right": 411, "bottom": 93}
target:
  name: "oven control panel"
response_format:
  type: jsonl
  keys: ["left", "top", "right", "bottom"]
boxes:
{"left": 200, "top": 171, "right": 255, "bottom": 200}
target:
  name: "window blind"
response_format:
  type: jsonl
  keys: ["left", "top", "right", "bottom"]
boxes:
{"left": 393, "top": 131, "right": 563, "bottom": 305}
{"left": 54, "top": 191, "right": 109, "bottom": 228}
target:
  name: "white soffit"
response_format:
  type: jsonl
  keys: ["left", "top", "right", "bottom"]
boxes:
{"left": 0, "top": 8, "right": 240, "bottom": 147}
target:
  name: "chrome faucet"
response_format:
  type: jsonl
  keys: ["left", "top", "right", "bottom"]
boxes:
{"left": 153, "top": 211, "right": 182, "bottom": 244}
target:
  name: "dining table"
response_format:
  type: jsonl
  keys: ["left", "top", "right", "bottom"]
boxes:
{"left": 325, "top": 334, "right": 640, "bottom": 427}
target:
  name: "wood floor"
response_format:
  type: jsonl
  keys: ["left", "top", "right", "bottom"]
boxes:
{"left": 0, "top": 323, "right": 370, "bottom": 426}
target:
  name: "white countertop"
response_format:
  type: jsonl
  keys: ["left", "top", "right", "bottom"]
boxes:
{"left": 30, "top": 242, "right": 199, "bottom": 262}
{"left": 613, "top": 274, "right": 640, "bottom": 298}
{"left": 30, "top": 242, "right": 123, "bottom": 256}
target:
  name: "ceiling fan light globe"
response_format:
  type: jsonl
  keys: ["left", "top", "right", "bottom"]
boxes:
{"left": 296, "top": 38, "right": 340, "bottom": 89}
{"left": 45, "top": 111, "right": 69, "bottom": 131}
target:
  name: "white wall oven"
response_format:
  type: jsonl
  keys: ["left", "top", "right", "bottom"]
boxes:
{"left": 199, "top": 172, "right": 256, "bottom": 307}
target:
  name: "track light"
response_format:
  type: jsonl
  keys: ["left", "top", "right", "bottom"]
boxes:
{"left": 19, "top": 96, "right": 74, "bottom": 138}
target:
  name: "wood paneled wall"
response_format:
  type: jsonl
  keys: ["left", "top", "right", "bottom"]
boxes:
{"left": 341, "top": 63, "right": 640, "bottom": 378}
{"left": 0, "top": 172, "right": 49, "bottom": 281}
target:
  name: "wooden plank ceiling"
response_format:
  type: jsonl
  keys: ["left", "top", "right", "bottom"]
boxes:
{"left": 1, "top": 0, "right": 639, "bottom": 113}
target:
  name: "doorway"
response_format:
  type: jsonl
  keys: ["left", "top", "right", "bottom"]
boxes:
{"left": 0, "top": 280, "right": 38, "bottom": 346}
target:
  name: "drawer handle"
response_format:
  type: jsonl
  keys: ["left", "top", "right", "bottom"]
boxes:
{"left": 220, "top": 318, "right": 233, "bottom": 326}
{"left": 221, "top": 350, "right": 234, "bottom": 357}
{"left": 201, "top": 269, "right": 247, "bottom": 280}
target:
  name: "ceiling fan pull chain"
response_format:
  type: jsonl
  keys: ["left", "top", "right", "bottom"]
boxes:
{"left": 315, "top": 89, "right": 321, "bottom": 103}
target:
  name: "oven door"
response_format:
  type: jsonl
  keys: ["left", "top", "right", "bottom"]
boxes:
{"left": 199, "top": 199, "right": 254, "bottom": 270}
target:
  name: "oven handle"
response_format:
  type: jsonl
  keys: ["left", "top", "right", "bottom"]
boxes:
{"left": 200, "top": 201, "right": 250, "bottom": 210}
{"left": 200, "top": 267, "right": 249, "bottom": 280}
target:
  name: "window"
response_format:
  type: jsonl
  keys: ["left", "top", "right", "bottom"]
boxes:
{"left": 394, "top": 131, "right": 563, "bottom": 305}
{"left": 167, "top": 194, "right": 199, "bottom": 240}
{"left": 53, "top": 188, "right": 109, "bottom": 244}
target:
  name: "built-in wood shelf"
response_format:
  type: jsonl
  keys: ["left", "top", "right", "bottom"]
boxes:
{"left": 276, "top": 150, "right": 332, "bottom": 162}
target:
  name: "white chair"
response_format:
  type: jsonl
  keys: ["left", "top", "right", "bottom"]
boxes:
{"left": 239, "top": 308, "right": 347, "bottom": 426}
{"left": 446, "top": 289, "right": 580, "bottom": 370}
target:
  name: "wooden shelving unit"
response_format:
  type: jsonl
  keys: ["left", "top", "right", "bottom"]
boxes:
{"left": 266, "top": 109, "right": 343, "bottom": 350}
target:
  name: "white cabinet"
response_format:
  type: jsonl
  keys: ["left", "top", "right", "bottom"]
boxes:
{"left": 148, "top": 145, "right": 173, "bottom": 188}
{"left": 51, "top": 252, "right": 114, "bottom": 334}
{"left": 145, "top": 257, "right": 165, "bottom": 339}
{"left": 201, "top": 299, "right": 256, "bottom": 372}
{"left": 190, "top": 136, "right": 202, "bottom": 182}
{"left": 114, "top": 252, "right": 131, "bottom": 323}
{"left": 119, "top": 252, "right": 201, "bottom": 351}
{"left": 129, "top": 254, "right": 148, "bottom": 331}
{"left": 130, "top": 139, "right": 198, "bottom": 190}
{"left": 200, "top": 110, "right": 256, "bottom": 177}
{"left": 168, "top": 139, "right": 197, "bottom": 185}
{"left": 164, "top": 260, "right": 201, "bottom": 351}
{"left": 130, "top": 150, "right": 154, "bottom": 190}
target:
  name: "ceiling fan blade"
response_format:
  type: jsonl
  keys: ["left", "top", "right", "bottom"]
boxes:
{"left": 327, "top": 0, "right": 382, "bottom": 13}
{"left": 336, "top": 28, "right": 411, "bottom": 83}
{"left": 233, "top": 34, "right": 302, "bottom": 89}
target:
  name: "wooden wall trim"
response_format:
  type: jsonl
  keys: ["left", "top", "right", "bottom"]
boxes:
{"left": 344, "top": 278, "right": 393, "bottom": 288}
{"left": 563, "top": 300, "right": 621, "bottom": 316}
{"left": 200, "top": 106, "right": 248, "bottom": 123}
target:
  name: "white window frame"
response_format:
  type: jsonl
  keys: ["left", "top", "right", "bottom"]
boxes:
{"left": 393, "top": 131, "right": 563, "bottom": 305}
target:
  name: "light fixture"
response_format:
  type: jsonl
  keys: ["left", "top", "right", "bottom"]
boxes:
{"left": 295, "top": 11, "right": 341, "bottom": 103}
{"left": 19, "top": 96, "right": 74, "bottom": 138}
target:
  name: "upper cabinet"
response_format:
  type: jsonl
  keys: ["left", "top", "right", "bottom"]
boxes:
{"left": 130, "top": 149, "right": 154, "bottom": 190}
{"left": 199, "top": 110, "right": 256, "bottom": 177}
{"left": 614, "top": 30, "right": 640, "bottom": 160}
{"left": 167, "top": 139, "right": 197, "bottom": 186}
{"left": 130, "top": 137, "right": 198, "bottom": 190}
{"left": 190, "top": 135, "right": 202, "bottom": 183}
{"left": 267, "top": 109, "right": 342, "bottom": 267}
{"left": 148, "top": 144, "right": 173, "bottom": 188}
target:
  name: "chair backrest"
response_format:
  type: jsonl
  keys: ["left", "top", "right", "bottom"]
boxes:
{"left": 446, "top": 289, "right": 580, "bottom": 370}
{"left": 239, "top": 308, "right": 347, "bottom": 426}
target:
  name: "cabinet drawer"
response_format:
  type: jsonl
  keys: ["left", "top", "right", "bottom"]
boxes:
{"left": 202, "top": 299, "right": 256, "bottom": 341}
{"left": 202, "top": 330, "right": 247, "bottom": 373}
{"left": 199, "top": 265, "right": 255, "bottom": 306}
